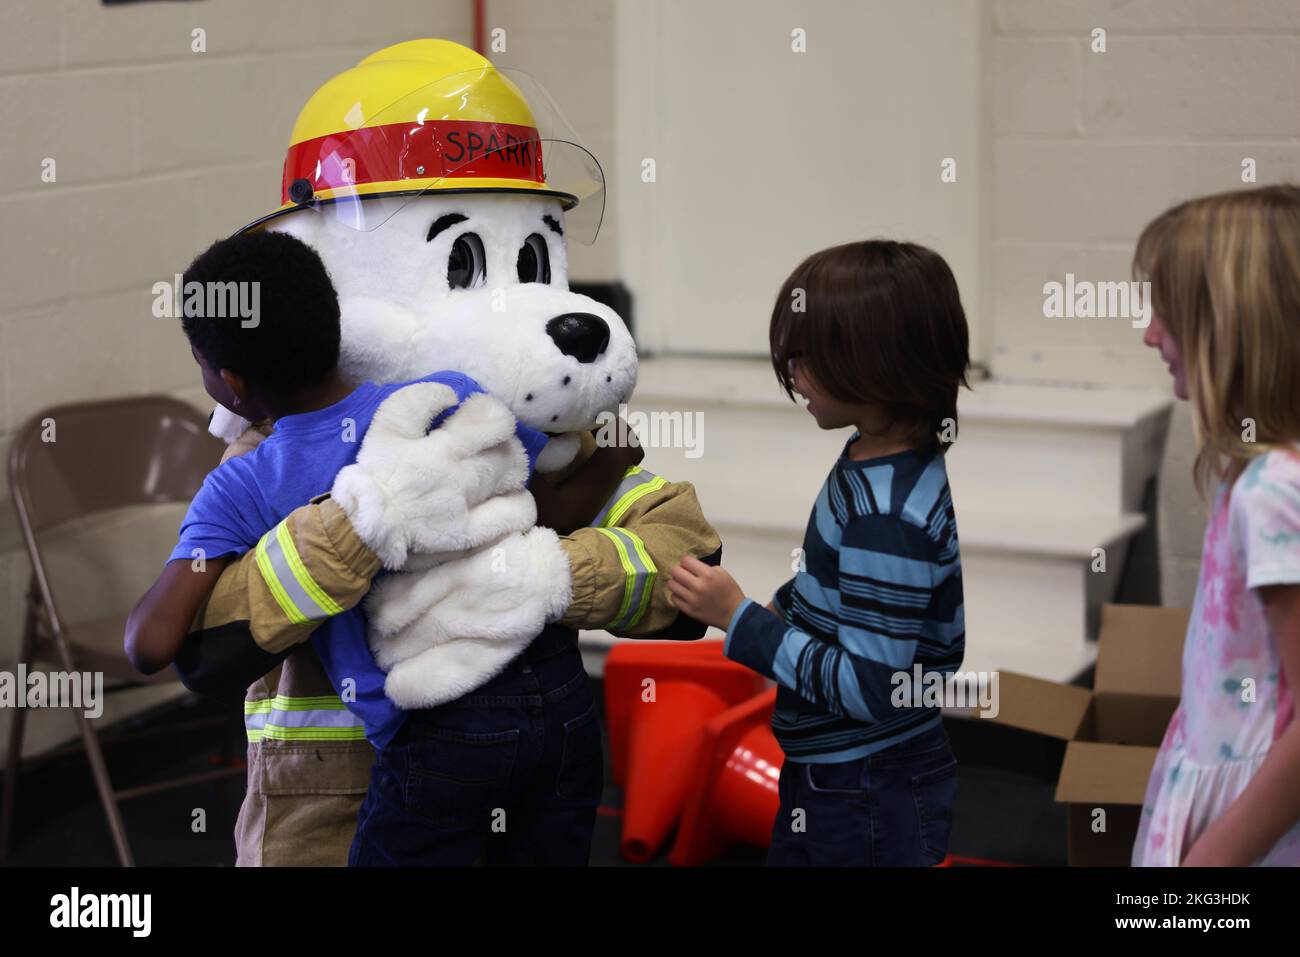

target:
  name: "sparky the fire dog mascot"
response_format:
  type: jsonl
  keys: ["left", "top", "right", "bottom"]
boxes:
{"left": 172, "top": 40, "right": 721, "bottom": 866}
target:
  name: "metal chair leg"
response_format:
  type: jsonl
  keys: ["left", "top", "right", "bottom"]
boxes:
{"left": 52, "top": 630, "right": 133, "bottom": 867}
{"left": 72, "top": 706, "right": 134, "bottom": 867}
{"left": 0, "top": 708, "right": 26, "bottom": 865}
{"left": 0, "top": 597, "right": 39, "bottom": 864}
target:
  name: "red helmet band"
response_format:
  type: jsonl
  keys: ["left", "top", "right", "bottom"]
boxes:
{"left": 280, "top": 119, "right": 546, "bottom": 205}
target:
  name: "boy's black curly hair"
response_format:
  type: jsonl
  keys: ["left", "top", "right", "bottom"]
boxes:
{"left": 180, "top": 230, "right": 340, "bottom": 399}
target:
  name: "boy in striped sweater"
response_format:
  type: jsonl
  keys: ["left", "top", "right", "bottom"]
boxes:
{"left": 669, "top": 240, "right": 970, "bottom": 866}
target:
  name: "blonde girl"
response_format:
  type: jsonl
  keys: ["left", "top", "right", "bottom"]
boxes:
{"left": 1134, "top": 184, "right": 1300, "bottom": 866}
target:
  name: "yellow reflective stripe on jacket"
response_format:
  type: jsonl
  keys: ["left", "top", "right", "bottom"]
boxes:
{"left": 254, "top": 519, "right": 346, "bottom": 626}
{"left": 595, "top": 466, "right": 668, "bottom": 529}
{"left": 243, "top": 694, "right": 366, "bottom": 743}
{"left": 594, "top": 526, "right": 657, "bottom": 630}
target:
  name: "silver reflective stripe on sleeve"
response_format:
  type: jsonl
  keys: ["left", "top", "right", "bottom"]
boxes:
{"left": 254, "top": 522, "right": 344, "bottom": 625}
{"left": 593, "top": 466, "right": 666, "bottom": 529}
{"left": 594, "top": 526, "right": 658, "bottom": 631}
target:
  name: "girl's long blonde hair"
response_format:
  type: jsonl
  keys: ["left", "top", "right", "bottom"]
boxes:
{"left": 1132, "top": 184, "right": 1300, "bottom": 498}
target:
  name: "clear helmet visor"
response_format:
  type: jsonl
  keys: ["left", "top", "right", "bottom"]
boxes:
{"left": 277, "top": 68, "right": 605, "bottom": 244}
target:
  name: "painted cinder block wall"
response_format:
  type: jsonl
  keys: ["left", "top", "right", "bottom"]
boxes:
{"left": 990, "top": 0, "right": 1300, "bottom": 606}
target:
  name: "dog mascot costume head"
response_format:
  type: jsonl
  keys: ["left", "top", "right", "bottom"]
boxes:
{"left": 218, "top": 39, "right": 635, "bottom": 470}
{"left": 187, "top": 39, "right": 720, "bottom": 866}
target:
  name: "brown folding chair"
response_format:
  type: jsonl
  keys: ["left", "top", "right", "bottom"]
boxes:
{"left": 3, "top": 396, "right": 244, "bottom": 866}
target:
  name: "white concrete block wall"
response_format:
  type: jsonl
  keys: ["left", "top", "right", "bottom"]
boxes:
{"left": 613, "top": 0, "right": 989, "bottom": 359}
{"left": 991, "top": 1, "right": 1300, "bottom": 607}
{"left": 995, "top": 1, "right": 1300, "bottom": 34}
{"left": 991, "top": 1, "right": 1300, "bottom": 388}
{"left": 1159, "top": 403, "right": 1209, "bottom": 609}
{"left": 0, "top": 0, "right": 475, "bottom": 760}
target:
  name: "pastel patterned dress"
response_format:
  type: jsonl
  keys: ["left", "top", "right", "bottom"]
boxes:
{"left": 1133, "top": 447, "right": 1300, "bottom": 866}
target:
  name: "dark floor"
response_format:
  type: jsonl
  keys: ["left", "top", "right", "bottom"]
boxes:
{"left": 2, "top": 681, "right": 1067, "bottom": 867}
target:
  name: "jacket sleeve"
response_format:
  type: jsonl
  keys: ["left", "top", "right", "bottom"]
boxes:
{"left": 558, "top": 466, "right": 722, "bottom": 640}
{"left": 722, "top": 514, "right": 954, "bottom": 723}
{"left": 173, "top": 424, "right": 382, "bottom": 697}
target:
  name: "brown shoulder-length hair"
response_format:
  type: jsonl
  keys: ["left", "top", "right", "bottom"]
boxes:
{"left": 1132, "top": 184, "right": 1300, "bottom": 498}
{"left": 770, "top": 240, "right": 971, "bottom": 451}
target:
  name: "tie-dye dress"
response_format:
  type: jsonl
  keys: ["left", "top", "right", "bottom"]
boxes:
{"left": 1133, "top": 447, "right": 1300, "bottom": 866}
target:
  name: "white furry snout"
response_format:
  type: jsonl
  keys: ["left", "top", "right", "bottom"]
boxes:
{"left": 432, "top": 283, "right": 637, "bottom": 433}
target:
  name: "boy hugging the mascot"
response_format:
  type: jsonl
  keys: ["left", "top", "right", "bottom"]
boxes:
{"left": 127, "top": 227, "right": 624, "bottom": 864}
{"left": 132, "top": 39, "right": 722, "bottom": 865}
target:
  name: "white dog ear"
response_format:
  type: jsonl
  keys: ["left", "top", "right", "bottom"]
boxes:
{"left": 209, "top": 405, "right": 250, "bottom": 443}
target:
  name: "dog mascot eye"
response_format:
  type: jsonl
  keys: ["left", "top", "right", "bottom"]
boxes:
{"left": 447, "top": 232, "right": 487, "bottom": 289}
{"left": 516, "top": 233, "right": 551, "bottom": 284}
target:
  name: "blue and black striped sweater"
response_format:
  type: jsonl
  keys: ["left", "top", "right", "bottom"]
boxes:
{"left": 724, "top": 436, "right": 965, "bottom": 763}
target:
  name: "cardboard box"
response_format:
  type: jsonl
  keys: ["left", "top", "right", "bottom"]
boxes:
{"left": 989, "top": 603, "right": 1189, "bottom": 866}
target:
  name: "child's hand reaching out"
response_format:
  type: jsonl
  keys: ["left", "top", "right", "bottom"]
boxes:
{"left": 668, "top": 556, "right": 747, "bottom": 631}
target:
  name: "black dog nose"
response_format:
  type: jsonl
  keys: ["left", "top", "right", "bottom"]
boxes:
{"left": 545, "top": 313, "right": 609, "bottom": 363}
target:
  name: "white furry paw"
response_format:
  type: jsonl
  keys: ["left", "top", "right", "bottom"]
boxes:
{"left": 365, "top": 527, "right": 573, "bottom": 686}
{"left": 382, "top": 636, "right": 532, "bottom": 709}
{"left": 330, "top": 383, "right": 531, "bottom": 569}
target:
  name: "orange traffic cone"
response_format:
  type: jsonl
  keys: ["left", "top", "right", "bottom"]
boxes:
{"left": 669, "top": 687, "right": 783, "bottom": 867}
{"left": 604, "top": 640, "right": 765, "bottom": 863}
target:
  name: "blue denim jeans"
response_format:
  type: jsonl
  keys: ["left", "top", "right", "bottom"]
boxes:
{"left": 348, "top": 625, "right": 602, "bottom": 866}
{"left": 766, "top": 721, "right": 957, "bottom": 867}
